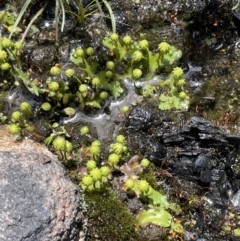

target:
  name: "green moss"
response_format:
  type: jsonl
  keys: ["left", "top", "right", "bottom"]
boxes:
{"left": 85, "top": 189, "right": 137, "bottom": 241}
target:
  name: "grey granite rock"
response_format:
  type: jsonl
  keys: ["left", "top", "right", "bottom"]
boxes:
{"left": 0, "top": 127, "right": 83, "bottom": 241}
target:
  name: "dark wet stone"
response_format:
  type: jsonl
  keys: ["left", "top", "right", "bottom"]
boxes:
{"left": 0, "top": 127, "right": 83, "bottom": 241}
{"left": 231, "top": 189, "right": 240, "bottom": 209}
{"left": 225, "top": 134, "right": 240, "bottom": 148}
{"left": 190, "top": 116, "right": 223, "bottom": 134}
{"left": 178, "top": 149, "right": 202, "bottom": 157}
{"left": 58, "top": 42, "right": 70, "bottom": 63}
{"left": 226, "top": 151, "right": 237, "bottom": 168}
{"left": 162, "top": 132, "right": 185, "bottom": 145}
{"left": 172, "top": 156, "right": 196, "bottom": 180}
{"left": 136, "top": 135, "right": 167, "bottom": 165}
{"left": 199, "top": 169, "right": 212, "bottom": 183}
{"left": 30, "top": 44, "right": 57, "bottom": 70}
{"left": 194, "top": 154, "right": 212, "bottom": 184}
{"left": 189, "top": 117, "right": 228, "bottom": 147}
{"left": 198, "top": 133, "right": 228, "bottom": 147}
{"left": 127, "top": 107, "right": 153, "bottom": 131}
{"left": 194, "top": 154, "right": 212, "bottom": 174}
{"left": 147, "top": 150, "right": 167, "bottom": 166}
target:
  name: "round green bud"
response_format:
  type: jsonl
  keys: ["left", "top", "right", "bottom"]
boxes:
{"left": 123, "top": 35, "right": 132, "bottom": 45}
{"left": 110, "top": 33, "right": 119, "bottom": 42}
{"left": 125, "top": 179, "right": 134, "bottom": 189}
{"left": 158, "top": 41, "right": 170, "bottom": 52}
{"left": 179, "top": 91, "right": 187, "bottom": 99}
{"left": 176, "top": 78, "right": 186, "bottom": 87}
{"left": 0, "top": 50, "right": 7, "bottom": 61}
{"left": 53, "top": 136, "right": 66, "bottom": 151}
{"left": 86, "top": 160, "right": 97, "bottom": 170}
{"left": 141, "top": 158, "right": 150, "bottom": 167}
{"left": 90, "top": 145, "right": 101, "bottom": 160}
{"left": 99, "top": 91, "right": 109, "bottom": 100}
{"left": 138, "top": 180, "right": 150, "bottom": 193}
{"left": 132, "top": 50, "right": 143, "bottom": 62}
{"left": 86, "top": 47, "right": 94, "bottom": 56}
{"left": 172, "top": 67, "right": 184, "bottom": 78}
{"left": 52, "top": 122, "right": 59, "bottom": 128}
{"left": 122, "top": 105, "right": 129, "bottom": 114}
{"left": 14, "top": 41, "right": 24, "bottom": 50}
{"left": 90, "top": 168, "right": 102, "bottom": 181}
{"left": 108, "top": 153, "right": 120, "bottom": 166}
{"left": 91, "top": 140, "right": 101, "bottom": 146}
{"left": 65, "top": 68, "right": 75, "bottom": 78}
{"left": 48, "top": 81, "right": 59, "bottom": 91}
{"left": 1, "top": 62, "right": 11, "bottom": 71}
{"left": 105, "top": 70, "right": 113, "bottom": 78}
{"left": 41, "top": 102, "right": 51, "bottom": 111}
{"left": 106, "top": 61, "right": 115, "bottom": 70}
{"left": 11, "top": 111, "right": 21, "bottom": 122}
{"left": 80, "top": 126, "right": 89, "bottom": 135}
{"left": 20, "top": 102, "right": 31, "bottom": 114}
{"left": 50, "top": 66, "right": 61, "bottom": 76}
{"left": 132, "top": 68, "right": 142, "bottom": 79}
{"left": 100, "top": 166, "right": 111, "bottom": 176}
{"left": 139, "top": 39, "right": 149, "bottom": 50}
{"left": 116, "top": 135, "right": 125, "bottom": 144}
{"left": 82, "top": 175, "right": 94, "bottom": 187}
{"left": 2, "top": 37, "right": 13, "bottom": 48}
{"left": 92, "top": 77, "right": 101, "bottom": 87}
{"left": 75, "top": 48, "right": 84, "bottom": 57}
{"left": 63, "top": 107, "right": 75, "bottom": 116}
{"left": 65, "top": 140, "right": 73, "bottom": 152}
{"left": 79, "top": 84, "right": 88, "bottom": 93}
{"left": 110, "top": 143, "right": 125, "bottom": 155}
{"left": 7, "top": 123, "right": 21, "bottom": 135}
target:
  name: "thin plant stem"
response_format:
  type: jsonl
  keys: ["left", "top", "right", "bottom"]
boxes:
{"left": 21, "top": 1, "right": 49, "bottom": 42}
{"left": 232, "top": 0, "right": 240, "bottom": 10}
{"left": 102, "top": 0, "right": 116, "bottom": 33}
{"left": 9, "top": 0, "right": 32, "bottom": 39}
{"left": 59, "top": 0, "right": 66, "bottom": 32}
{"left": 55, "top": 0, "right": 59, "bottom": 42}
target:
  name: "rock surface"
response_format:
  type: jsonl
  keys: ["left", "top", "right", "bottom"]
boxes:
{"left": 0, "top": 127, "right": 83, "bottom": 241}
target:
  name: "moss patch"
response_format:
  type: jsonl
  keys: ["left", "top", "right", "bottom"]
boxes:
{"left": 85, "top": 189, "right": 137, "bottom": 241}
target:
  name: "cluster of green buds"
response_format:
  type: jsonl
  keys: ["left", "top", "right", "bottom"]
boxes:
{"left": 102, "top": 34, "right": 182, "bottom": 80}
{"left": 71, "top": 43, "right": 124, "bottom": 101}
{"left": 125, "top": 178, "right": 154, "bottom": 197}
{"left": 81, "top": 159, "right": 111, "bottom": 192}
{"left": 40, "top": 75, "right": 73, "bottom": 112}
{"left": 89, "top": 140, "right": 101, "bottom": 160}
{"left": 108, "top": 135, "right": 128, "bottom": 168}
{"left": 43, "top": 124, "right": 72, "bottom": 161}
{"left": 81, "top": 135, "right": 129, "bottom": 191}
{"left": 0, "top": 36, "right": 24, "bottom": 72}
{"left": 7, "top": 101, "right": 33, "bottom": 136}
{"left": 0, "top": 11, "right": 22, "bottom": 34}
{"left": 109, "top": 134, "right": 128, "bottom": 156}
{"left": 52, "top": 136, "right": 73, "bottom": 153}
{"left": 159, "top": 67, "right": 189, "bottom": 110}
{"left": 123, "top": 157, "right": 151, "bottom": 197}
{"left": 68, "top": 33, "right": 187, "bottom": 111}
